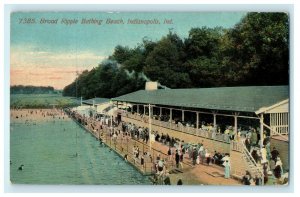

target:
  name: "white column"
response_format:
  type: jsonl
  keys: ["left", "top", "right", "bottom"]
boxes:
{"left": 213, "top": 113, "right": 217, "bottom": 127}
{"left": 170, "top": 108, "right": 173, "bottom": 122}
{"left": 137, "top": 104, "right": 139, "bottom": 114}
{"left": 160, "top": 107, "right": 162, "bottom": 116}
{"left": 196, "top": 112, "right": 199, "bottom": 129}
{"left": 260, "top": 113, "right": 264, "bottom": 186}
{"left": 151, "top": 106, "right": 154, "bottom": 117}
{"left": 144, "top": 105, "right": 145, "bottom": 115}
{"left": 110, "top": 100, "right": 113, "bottom": 128}
{"left": 234, "top": 114, "right": 238, "bottom": 137}
{"left": 182, "top": 110, "right": 185, "bottom": 122}
{"left": 260, "top": 114, "right": 264, "bottom": 149}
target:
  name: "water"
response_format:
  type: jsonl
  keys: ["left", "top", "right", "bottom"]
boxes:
{"left": 10, "top": 119, "right": 151, "bottom": 185}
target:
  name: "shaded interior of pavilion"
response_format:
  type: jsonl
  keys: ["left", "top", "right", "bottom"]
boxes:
{"left": 117, "top": 102, "right": 272, "bottom": 137}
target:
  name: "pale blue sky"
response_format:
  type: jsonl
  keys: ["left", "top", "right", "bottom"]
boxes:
{"left": 11, "top": 12, "right": 246, "bottom": 88}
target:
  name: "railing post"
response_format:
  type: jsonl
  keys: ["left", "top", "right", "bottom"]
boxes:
{"left": 127, "top": 138, "right": 129, "bottom": 153}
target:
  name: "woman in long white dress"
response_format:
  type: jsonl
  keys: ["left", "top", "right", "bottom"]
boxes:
{"left": 224, "top": 160, "right": 230, "bottom": 179}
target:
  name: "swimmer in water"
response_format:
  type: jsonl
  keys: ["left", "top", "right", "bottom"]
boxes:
{"left": 18, "top": 164, "right": 24, "bottom": 170}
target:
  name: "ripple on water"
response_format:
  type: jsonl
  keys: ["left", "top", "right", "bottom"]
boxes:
{"left": 10, "top": 119, "right": 151, "bottom": 185}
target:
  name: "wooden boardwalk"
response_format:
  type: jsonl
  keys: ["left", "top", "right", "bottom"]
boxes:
{"left": 66, "top": 110, "right": 241, "bottom": 185}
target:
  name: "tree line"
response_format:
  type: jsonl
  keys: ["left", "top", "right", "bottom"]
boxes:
{"left": 11, "top": 85, "right": 57, "bottom": 94}
{"left": 63, "top": 12, "right": 289, "bottom": 99}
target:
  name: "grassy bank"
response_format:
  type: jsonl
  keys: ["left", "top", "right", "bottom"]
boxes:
{"left": 10, "top": 94, "right": 80, "bottom": 109}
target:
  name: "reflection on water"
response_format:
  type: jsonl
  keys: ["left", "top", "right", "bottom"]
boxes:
{"left": 10, "top": 119, "right": 151, "bottom": 184}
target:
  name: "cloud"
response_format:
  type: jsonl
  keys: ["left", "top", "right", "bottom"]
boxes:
{"left": 11, "top": 49, "right": 106, "bottom": 69}
{"left": 10, "top": 45, "right": 107, "bottom": 89}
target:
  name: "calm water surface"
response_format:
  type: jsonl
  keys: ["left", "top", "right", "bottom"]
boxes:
{"left": 10, "top": 119, "right": 151, "bottom": 184}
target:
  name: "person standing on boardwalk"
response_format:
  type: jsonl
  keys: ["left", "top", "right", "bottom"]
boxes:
{"left": 168, "top": 147, "right": 172, "bottom": 161}
{"left": 179, "top": 150, "right": 184, "bottom": 169}
{"left": 198, "top": 145, "right": 204, "bottom": 164}
{"left": 205, "top": 149, "right": 211, "bottom": 165}
{"left": 271, "top": 147, "right": 280, "bottom": 162}
{"left": 242, "top": 171, "right": 252, "bottom": 185}
{"left": 192, "top": 147, "right": 197, "bottom": 165}
{"left": 224, "top": 160, "right": 230, "bottom": 179}
{"left": 251, "top": 129, "right": 258, "bottom": 146}
{"left": 274, "top": 157, "right": 283, "bottom": 179}
{"left": 175, "top": 150, "right": 180, "bottom": 168}
{"left": 245, "top": 137, "right": 251, "bottom": 152}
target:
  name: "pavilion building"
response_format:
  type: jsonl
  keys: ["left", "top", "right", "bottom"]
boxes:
{"left": 112, "top": 82, "right": 289, "bottom": 179}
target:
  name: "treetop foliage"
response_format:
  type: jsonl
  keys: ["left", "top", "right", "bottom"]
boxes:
{"left": 63, "top": 13, "right": 289, "bottom": 99}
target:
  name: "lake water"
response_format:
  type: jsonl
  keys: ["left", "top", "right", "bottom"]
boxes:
{"left": 10, "top": 119, "right": 151, "bottom": 185}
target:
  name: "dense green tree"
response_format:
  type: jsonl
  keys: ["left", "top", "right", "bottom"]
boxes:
{"left": 63, "top": 13, "right": 289, "bottom": 99}
{"left": 143, "top": 32, "right": 191, "bottom": 88}
{"left": 11, "top": 85, "right": 55, "bottom": 94}
{"left": 183, "top": 27, "right": 224, "bottom": 87}
{"left": 222, "top": 12, "right": 289, "bottom": 85}
{"left": 184, "top": 27, "right": 224, "bottom": 59}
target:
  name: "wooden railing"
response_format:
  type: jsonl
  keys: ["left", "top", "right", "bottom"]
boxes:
{"left": 123, "top": 112, "right": 231, "bottom": 143}
{"left": 271, "top": 125, "right": 289, "bottom": 135}
{"left": 230, "top": 140, "right": 264, "bottom": 184}
{"left": 230, "top": 141, "right": 243, "bottom": 152}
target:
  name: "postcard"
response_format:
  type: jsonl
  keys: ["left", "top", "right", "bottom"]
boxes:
{"left": 10, "top": 11, "right": 289, "bottom": 186}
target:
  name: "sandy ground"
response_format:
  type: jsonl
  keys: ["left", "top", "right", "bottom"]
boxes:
{"left": 148, "top": 141, "right": 241, "bottom": 185}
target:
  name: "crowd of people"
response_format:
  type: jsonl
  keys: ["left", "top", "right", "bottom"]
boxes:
{"left": 65, "top": 108, "right": 288, "bottom": 185}
{"left": 121, "top": 117, "right": 288, "bottom": 185}
{"left": 12, "top": 108, "right": 67, "bottom": 125}
{"left": 126, "top": 111, "right": 251, "bottom": 144}
{"left": 119, "top": 120, "right": 233, "bottom": 181}
{"left": 240, "top": 126, "right": 288, "bottom": 185}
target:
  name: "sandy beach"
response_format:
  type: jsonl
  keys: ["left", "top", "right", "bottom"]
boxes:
{"left": 10, "top": 109, "right": 70, "bottom": 123}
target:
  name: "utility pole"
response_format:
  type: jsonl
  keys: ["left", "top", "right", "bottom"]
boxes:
{"left": 148, "top": 104, "right": 152, "bottom": 152}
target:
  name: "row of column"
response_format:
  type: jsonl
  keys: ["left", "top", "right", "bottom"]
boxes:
{"left": 130, "top": 104, "right": 242, "bottom": 136}
{"left": 119, "top": 102, "right": 264, "bottom": 148}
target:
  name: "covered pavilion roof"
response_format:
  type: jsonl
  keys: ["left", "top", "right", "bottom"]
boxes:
{"left": 112, "top": 86, "right": 289, "bottom": 113}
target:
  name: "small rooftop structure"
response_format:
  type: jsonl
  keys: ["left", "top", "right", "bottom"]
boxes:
{"left": 145, "top": 81, "right": 158, "bottom": 91}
